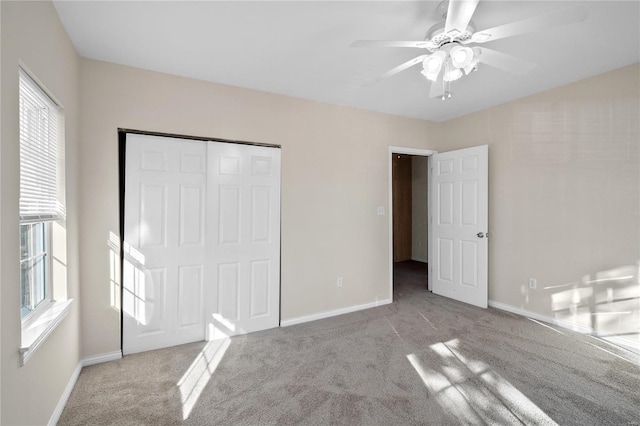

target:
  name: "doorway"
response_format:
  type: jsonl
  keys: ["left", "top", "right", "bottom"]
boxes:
{"left": 389, "top": 145, "right": 489, "bottom": 308}
{"left": 388, "top": 147, "right": 436, "bottom": 301}
{"left": 392, "top": 153, "right": 429, "bottom": 296}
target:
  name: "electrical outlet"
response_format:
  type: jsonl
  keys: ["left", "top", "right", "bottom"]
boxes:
{"left": 529, "top": 278, "right": 537, "bottom": 289}
{"left": 337, "top": 277, "right": 343, "bottom": 288}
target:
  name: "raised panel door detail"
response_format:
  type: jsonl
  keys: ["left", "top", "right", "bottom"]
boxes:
{"left": 141, "top": 151, "right": 167, "bottom": 171}
{"left": 179, "top": 185, "right": 204, "bottom": 246}
{"left": 460, "top": 240, "right": 478, "bottom": 288}
{"left": 251, "top": 156, "right": 272, "bottom": 176}
{"left": 219, "top": 186, "right": 241, "bottom": 244}
{"left": 140, "top": 184, "right": 166, "bottom": 248}
{"left": 138, "top": 267, "right": 166, "bottom": 336}
{"left": 438, "top": 182, "right": 454, "bottom": 225}
{"left": 218, "top": 263, "right": 239, "bottom": 321}
{"left": 251, "top": 187, "right": 270, "bottom": 243}
{"left": 461, "top": 155, "right": 479, "bottom": 172}
{"left": 220, "top": 155, "right": 241, "bottom": 175}
{"left": 250, "top": 260, "right": 270, "bottom": 317}
{"left": 181, "top": 153, "right": 206, "bottom": 174}
{"left": 438, "top": 238, "right": 453, "bottom": 282}
{"left": 178, "top": 265, "right": 203, "bottom": 327}
{"left": 438, "top": 159, "right": 454, "bottom": 175}
{"left": 461, "top": 181, "right": 478, "bottom": 226}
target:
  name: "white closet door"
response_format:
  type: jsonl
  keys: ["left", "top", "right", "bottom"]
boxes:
{"left": 431, "top": 145, "right": 488, "bottom": 308}
{"left": 123, "top": 134, "right": 208, "bottom": 355}
{"left": 205, "top": 143, "right": 281, "bottom": 339}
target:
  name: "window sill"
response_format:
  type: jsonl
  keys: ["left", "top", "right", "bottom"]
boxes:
{"left": 20, "top": 299, "right": 73, "bottom": 366}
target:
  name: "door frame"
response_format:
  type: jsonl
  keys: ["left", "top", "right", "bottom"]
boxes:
{"left": 388, "top": 146, "right": 437, "bottom": 302}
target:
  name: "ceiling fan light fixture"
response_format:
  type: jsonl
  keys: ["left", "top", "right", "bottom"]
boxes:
{"left": 444, "top": 68, "right": 462, "bottom": 82}
{"left": 421, "top": 51, "right": 446, "bottom": 81}
{"left": 463, "top": 47, "right": 482, "bottom": 74}
{"left": 450, "top": 45, "right": 474, "bottom": 68}
{"left": 421, "top": 70, "right": 438, "bottom": 82}
{"left": 443, "top": 61, "right": 462, "bottom": 82}
{"left": 463, "top": 61, "right": 478, "bottom": 75}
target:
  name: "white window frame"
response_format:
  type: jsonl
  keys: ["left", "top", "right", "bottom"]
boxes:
{"left": 18, "top": 66, "right": 73, "bottom": 366}
{"left": 20, "top": 221, "right": 52, "bottom": 320}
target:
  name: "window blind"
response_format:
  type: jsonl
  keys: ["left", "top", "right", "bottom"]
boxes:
{"left": 19, "top": 69, "right": 64, "bottom": 223}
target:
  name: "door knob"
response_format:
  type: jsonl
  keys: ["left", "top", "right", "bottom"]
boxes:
{"left": 477, "top": 232, "right": 485, "bottom": 238}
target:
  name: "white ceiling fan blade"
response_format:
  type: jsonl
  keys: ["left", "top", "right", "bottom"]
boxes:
{"left": 351, "top": 40, "right": 435, "bottom": 49}
{"left": 470, "top": 5, "right": 589, "bottom": 44}
{"left": 445, "top": 0, "right": 479, "bottom": 36}
{"left": 429, "top": 73, "right": 444, "bottom": 99}
{"left": 379, "top": 54, "right": 428, "bottom": 81}
{"left": 477, "top": 47, "right": 536, "bottom": 75}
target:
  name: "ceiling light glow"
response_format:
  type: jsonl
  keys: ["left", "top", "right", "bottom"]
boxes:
{"left": 450, "top": 45, "right": 474, "bottom": 69}
{"left": 421, "top": 52, "right": 446, "bottom": 81}
{"left": 444, "top": 67, "right": 463, "bottom": 82}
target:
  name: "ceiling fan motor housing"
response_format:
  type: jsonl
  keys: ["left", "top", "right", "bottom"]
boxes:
{"left": 425, "top": 21, "right": 476, "bottom": 52}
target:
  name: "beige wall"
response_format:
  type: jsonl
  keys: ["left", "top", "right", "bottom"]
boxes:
{"left": 411, "top": 156, "right": 428, "bottom": 262}
{"left": 78, "top": 58, "right": 439, "bottom": 357}
{"left": 439, "top": 63, "right": 640, "bottom": 343}
{"left": 79, "top": 59, "right": 639, "bottom": 358}
{"left": 1, "top": 1, "right": 81, "bottom": 425}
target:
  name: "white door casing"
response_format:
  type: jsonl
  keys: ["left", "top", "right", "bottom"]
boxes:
{"left": 430, "top": 145, "right": 488, "bottom": 308}
{"left": 123, "top": 134, "right": 208, "bottom": 354}
{"left": 206, "top": 143, "right": 281, "bottom": 339}
{"left": 123, "top": 134, "right": 281, "bottom": 354}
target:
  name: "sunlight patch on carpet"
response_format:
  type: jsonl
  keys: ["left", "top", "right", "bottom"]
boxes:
{"left": 178, "top": 338, "right": 231, "bottom": 420}
{"left": 408, "top": 340, "right": 558, "bottom": 425}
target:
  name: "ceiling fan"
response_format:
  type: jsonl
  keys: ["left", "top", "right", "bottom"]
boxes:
{"left": 352, "top": 0, "right": 589, "bottom": 100}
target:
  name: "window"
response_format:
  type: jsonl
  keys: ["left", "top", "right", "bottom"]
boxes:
{"left": 18, "top": 67, "right": 72, "bottom": 365}
{"left": 20, "top": 222, "right": 50, "bottom": 317}
{"left": 19, "top": 68, "right": 62, "bottom": 320}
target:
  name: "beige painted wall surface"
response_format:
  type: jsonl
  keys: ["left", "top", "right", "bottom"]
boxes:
{"left": 1, "top": 1, "right": 81, "bottom": 425}
{"left": 439, "top": 63, "right": 640, "bottom": 343}
{"left": 411, "top": 156, "right": 428, "bottom": 262}
{"left": 79, "top": 58, "right": 438, "bottom": 357}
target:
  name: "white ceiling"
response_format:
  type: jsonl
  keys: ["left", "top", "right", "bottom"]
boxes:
{"left": 53, "top": 1, "right": 640, "bottom": 122}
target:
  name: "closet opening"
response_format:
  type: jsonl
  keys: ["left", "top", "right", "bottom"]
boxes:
{"left": 388, "top": 147, "right": 436, "bottom": 301}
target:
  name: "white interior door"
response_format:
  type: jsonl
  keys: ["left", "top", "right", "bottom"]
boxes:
{"left": 123, "top": 134, "right": 208, "bottom": 354}
{"left": 124, "top": 134, "right": 281, "bottom": 354}
{"left": 206, "top": 143, "right": 281, "bottom": 339}
{"left": 430, "top": 145, "right": 488, "bottom": 308}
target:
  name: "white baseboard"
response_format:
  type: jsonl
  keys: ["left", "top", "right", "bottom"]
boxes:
{"left": 48, "top": 350, "right": 123, "bottom": 425}
{"left": 489, "top": 300, "right": 640, "bottom": 354}
{"left": 48, "top": 362, "right": 82, "bottom": 426}
{"left": 82, "top": 350, "right": 122, "bottom": 367}
{"left": 281, "top": 299, "right": 392, "bottom": 327}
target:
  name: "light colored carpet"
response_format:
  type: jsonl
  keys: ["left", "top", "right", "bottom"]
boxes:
{"left": 59, "top": 262, "right": 640, "bottom": 425}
